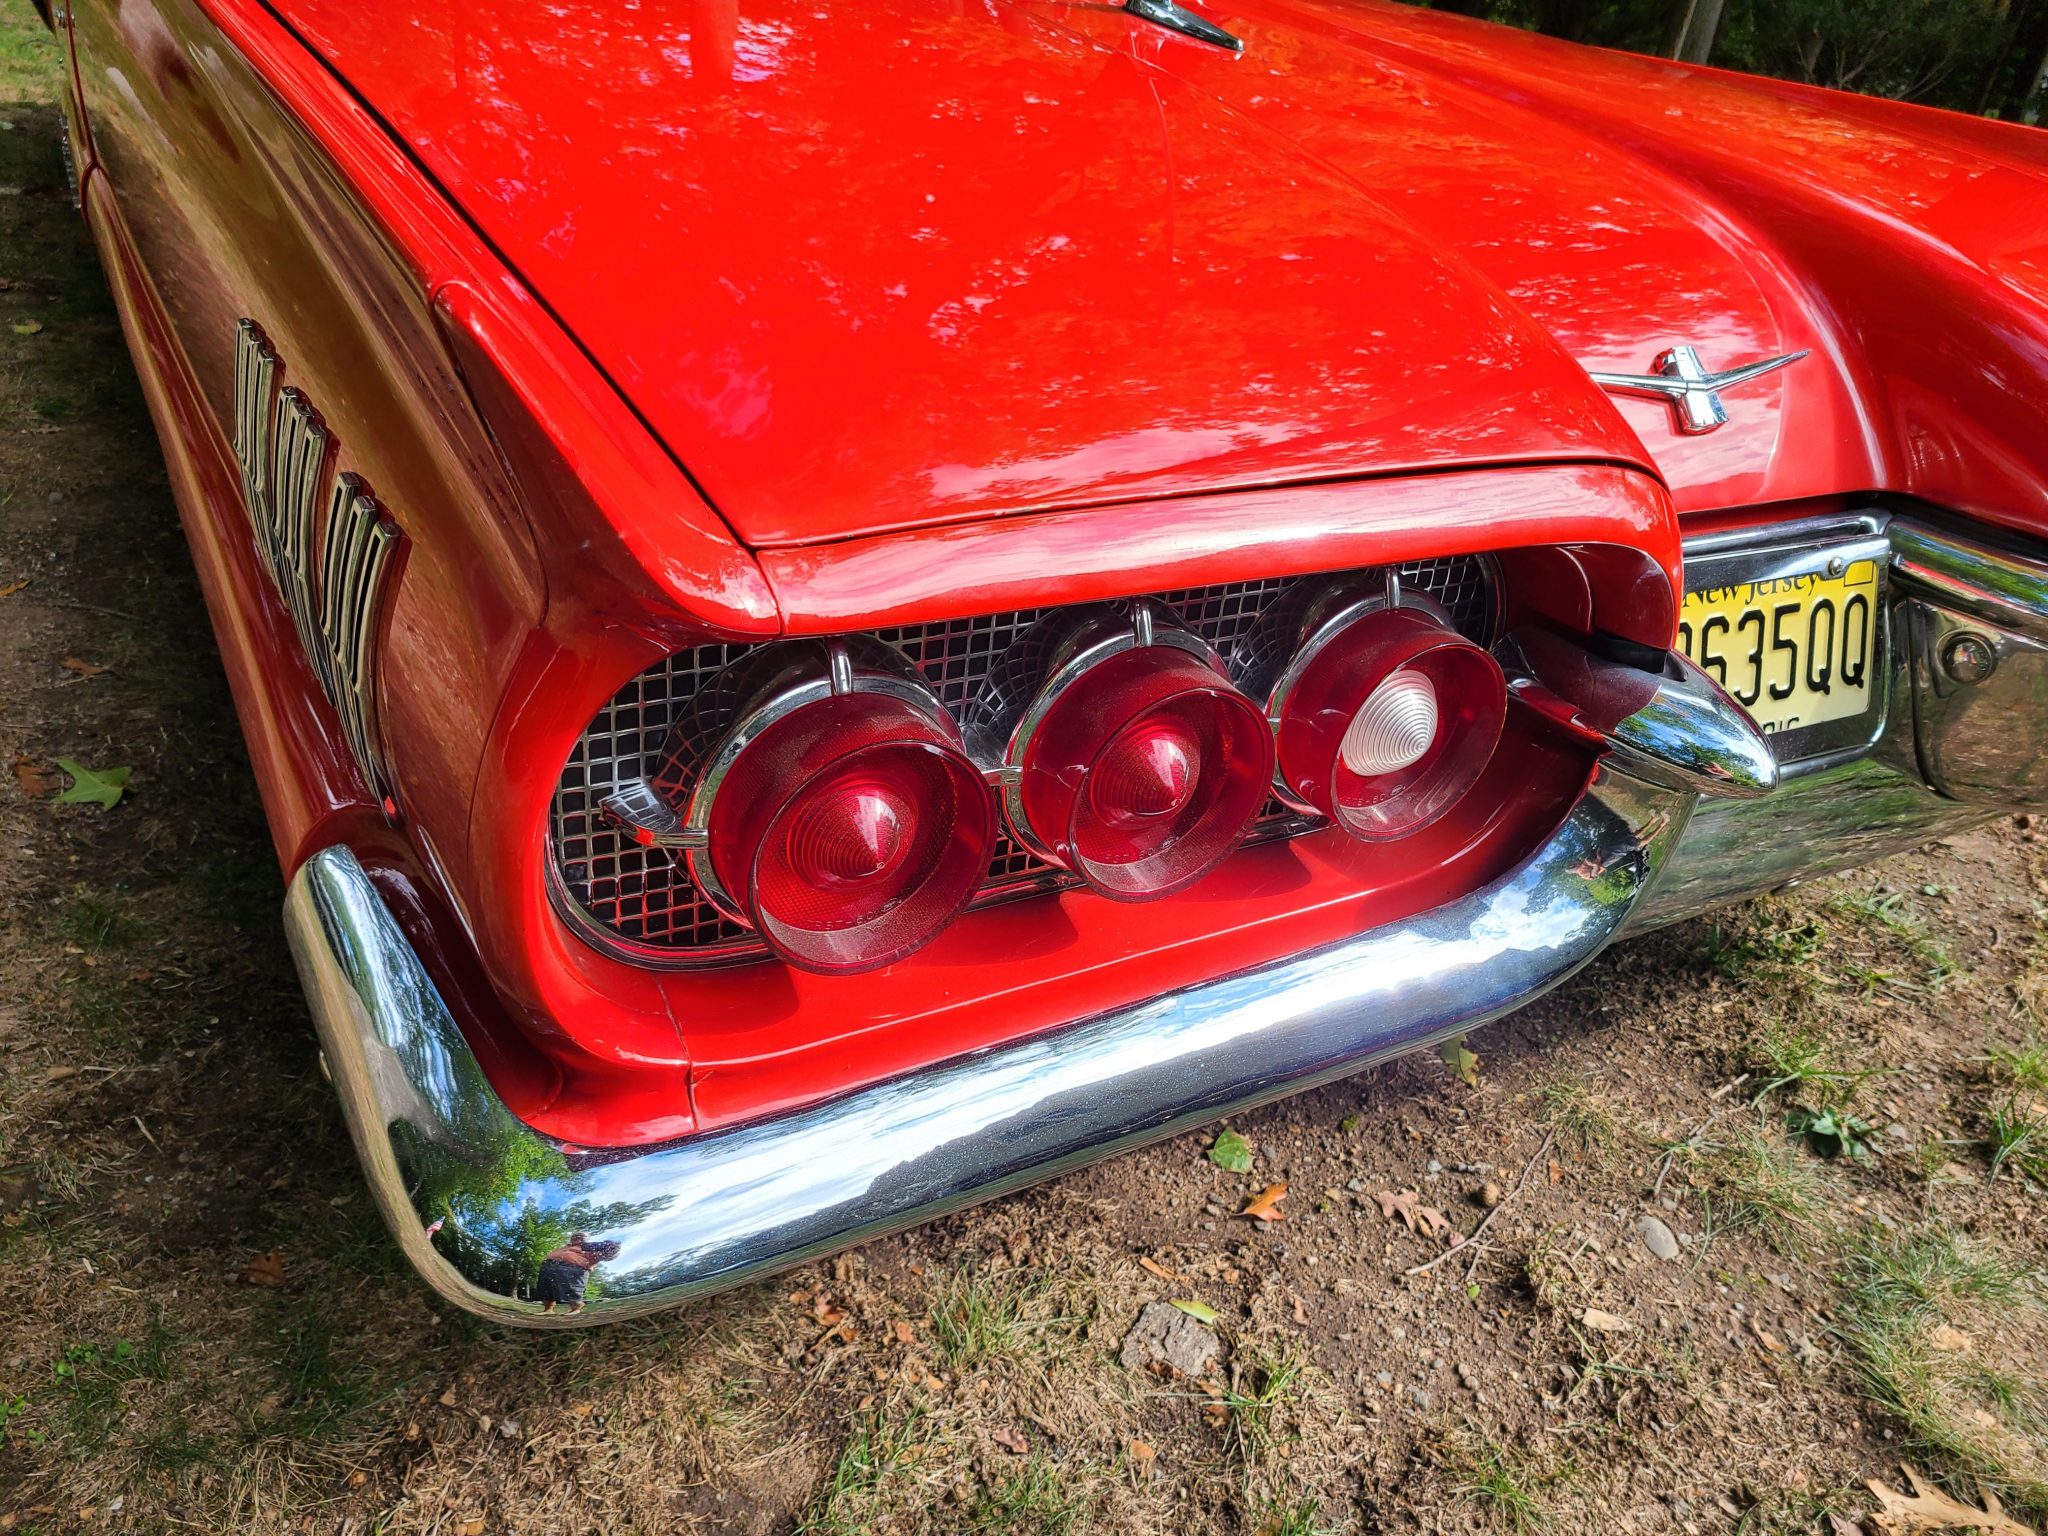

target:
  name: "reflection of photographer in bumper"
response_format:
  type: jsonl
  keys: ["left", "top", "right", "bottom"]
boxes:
{"left": 535, "top": 1233, "right": 622, "bottom": 1315}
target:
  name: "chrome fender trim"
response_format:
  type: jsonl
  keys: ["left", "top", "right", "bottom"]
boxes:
{"left": 287, "top": 768, "right": 1689, "bottom": 1326}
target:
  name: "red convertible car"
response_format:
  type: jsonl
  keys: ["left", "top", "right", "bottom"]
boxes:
{"left": 45, "top": 0, "right": 2048, "bottom": 1321}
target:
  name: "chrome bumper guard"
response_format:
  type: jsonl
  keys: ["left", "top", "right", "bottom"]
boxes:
{"left": 287, "top": 513, "right": 2048, "bottom": 1325}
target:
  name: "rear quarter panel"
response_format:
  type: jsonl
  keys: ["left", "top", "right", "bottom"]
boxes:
{"left": 67, "top": 0, "right": 550, "bottom": 894}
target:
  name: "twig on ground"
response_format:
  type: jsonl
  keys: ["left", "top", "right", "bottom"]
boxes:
{"left": 1405, "top": 1132, "right": 1555, "bottom": 1279}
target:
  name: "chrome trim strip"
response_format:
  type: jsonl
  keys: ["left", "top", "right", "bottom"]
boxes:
{"left": 1890, "top": 518, "right": 2048, "bottom": 643}
{"left": 289, "top": 767, "right": 1687, "bottom": 1326}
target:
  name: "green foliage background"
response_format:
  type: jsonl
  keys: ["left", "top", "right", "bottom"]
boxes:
{"left": 1427, "top": 0, "right": 2047, "bottom": 120}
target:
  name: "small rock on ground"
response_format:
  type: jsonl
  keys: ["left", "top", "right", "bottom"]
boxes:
{"left": 1637, "top": 1214, "right": 1681, "bottom": 1262}
{"left": 1119, "top": 1300, "right": 1221, "bottom": 1378}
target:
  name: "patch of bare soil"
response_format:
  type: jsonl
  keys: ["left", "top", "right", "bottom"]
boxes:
{"left": 2, "top": 19, "right": 2044, "bottom": 1535}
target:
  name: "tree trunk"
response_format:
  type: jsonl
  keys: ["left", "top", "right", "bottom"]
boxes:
{"left": 1675, "top": 0, "right": 1726, "bottom": 64}
{"left": 1663, "top": 0, "right": 1698, "bottom": 59}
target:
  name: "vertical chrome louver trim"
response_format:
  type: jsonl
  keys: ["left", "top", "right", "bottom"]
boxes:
{"left": 269, "top": 386, "right": 335, "bottom": 690}
{"left": 232, "top": 319, "right": 404, "bottom": 801}
{"left": 233, "top": 319, "right": 279, "bottom": 548}
{"left": 321, "top": 475, "right": 402, "bottom": 796}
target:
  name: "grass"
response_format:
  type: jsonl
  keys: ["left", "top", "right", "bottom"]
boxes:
{"left": 800, "top": 1406, "right": 932, "bottom": 1536}
{"left": 1705, "top": 904, "right": 1827, "bottom": 981}
{"left": 1827, "top": 889, "right": 1957, "bottom": 990}
{"left": 1534, "top": 1077, "right": 1634, "bottom": 1159}
{"left": 1990, "top": 1034, "right": 2048, "bottom": 1095}
{"left": 62, "top": 888, "right": 142, "bottom": 950}
{"left": 1984, "top": 1099, "right": 2048, "bottom": 1185}
{"left": 1219, "top": 1345, "right": 1311, "bottom": 1469}
{"left": 928, "top": 1264, "right": 1079, "bottom": 1371}
{"left": 1672, "top": 1121, "right": 1833, "bottom": 1251}
{"left": 1835, "top": 1227, "right": 2047, "bottom": 1513}
{"left": 1449, "top": 1431, "right": 1574, "bottom": 1533}
{"left": 1747, "top": 1018, "right": 1880, "bottom": 1109}
{"left": 1732, "top": 1485, "right": 1867, "bottom": 1534}
{"left": 1253, "top": 1499, "right": 1336, "bottom": 1536}
{"left": 0, "top": 3, "right": 64, "bottom": 100}
{"left": 964, "top": 1455, "right": 1092, "bottom": 1535}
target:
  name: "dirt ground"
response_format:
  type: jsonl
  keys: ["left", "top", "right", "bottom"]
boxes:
{"left": 3, "top": 10, "right": 2047, "bottom": 1534}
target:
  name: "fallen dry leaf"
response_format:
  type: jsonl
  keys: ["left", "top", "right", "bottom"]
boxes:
{"left": 12, "top": 754, "right": 58, "bottom": 799}
{"left": 891, "top": 1319, "right": 914, "bottom": 1345}
{"left": 461, "top": 1520, "right": 485, "bottom": 1536}
{"left": 1927, "top": 1323, "right": 1973, "bottom": 1353}
{"left": 1240, "top": 1182, "right": 1288, "bottom": 1222}
{"left": 1864, "top": 1465, "right": 2034, "bottom": 1536}
{"left": 45, "top": 1065, "right": 79, "bottom": 1083}
{"left": 991, "top": 1425, "right": 1029, "bottom": 1455}
{"left": 1129, "top": 1439, "right": 1156, "bottom": 1475}
{"left": 0, "top": 577, "right": 28, "bottom": 598}
{"left": 60, "top": 657, "right": 109, "bottom": 677}
{"left": 1579, "top": 1308, "right": 1633, "bottom": 1333}
{"left": 1138, "top": 1255, "right": 1183, "bottom": 1283}
{"left": 240, "top": 1251, "right": 286, "bottom": 1288}
{"left": 1374, "top": 1188, "right": 1451, "bottom": 1239}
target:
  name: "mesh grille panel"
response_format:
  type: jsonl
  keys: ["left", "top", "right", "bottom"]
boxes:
{"left": 550, "top": 559, "right": 1496, "bottom": 966}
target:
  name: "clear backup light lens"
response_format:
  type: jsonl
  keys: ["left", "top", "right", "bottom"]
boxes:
{"left": 693, "top": 682, "right": 995, "bottom": 975}
{"left": 1274, "top": 607, "right": 1506, "bottom": 841}
{"left": 1016, "top": 644, "right": 1272, "bottom": 900}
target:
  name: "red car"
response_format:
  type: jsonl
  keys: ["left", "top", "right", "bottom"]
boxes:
{"left": 48, "top": 0, "right": 2048, "bottom": 1322}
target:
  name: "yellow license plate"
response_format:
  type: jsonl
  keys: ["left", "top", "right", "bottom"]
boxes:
{"left": 1676, "top": 558, "right": 1880, "bottom": 734}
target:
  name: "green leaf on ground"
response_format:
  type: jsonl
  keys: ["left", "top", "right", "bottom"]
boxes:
{"left": 53, "top": 758, "right": 130, "bottom": 808}
{"left": 1169, "top": 1299, "right": 1218, "bottom": 1325}
{"left": 1208, "top": 1128, "right": 1254, "bottom": 1173}
{"left": 1789, "top": 1105, "right": 1874, "bottom": 1159}
{"left": 1440, "top": 1035, "right": 1481, "bottom": 1087}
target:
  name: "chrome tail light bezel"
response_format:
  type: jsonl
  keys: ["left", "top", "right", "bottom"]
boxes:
{"left": 975, "top": 602, "right": 1275, "bottom": 899}
{"left": 643, "top": 637, "right": 998, "bottom": 973}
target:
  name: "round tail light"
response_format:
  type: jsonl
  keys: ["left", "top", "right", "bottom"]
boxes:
{"left": 1270, "top": 603, "right": 1506, "bottom": 841}
{"left": 1006, "top": 608, "right": 1272, "bottom": 900}
{"left": 677, "top": 644, "right": 996, "bottom": 974}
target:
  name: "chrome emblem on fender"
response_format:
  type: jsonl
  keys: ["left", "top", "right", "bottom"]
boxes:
{"left": 233, "top": 319, "right": 404, "bottom": 799}
{"left": 1587, "top": 344, "right": 1809, "bottom": 435}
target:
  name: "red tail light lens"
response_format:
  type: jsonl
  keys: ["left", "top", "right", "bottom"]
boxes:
{"left": 1016, "top": 646, "right": 1272, "bottom": 900}
{"left": 698, "top": 693, "right": 995, "bottom": 974}
{"left": 1273, "top": 607, "right": 1505, "bottom": 841}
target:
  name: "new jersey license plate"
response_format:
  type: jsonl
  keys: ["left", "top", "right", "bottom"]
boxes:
{"left": 1676, "top": 554, "right": 1881, "bottom": 738}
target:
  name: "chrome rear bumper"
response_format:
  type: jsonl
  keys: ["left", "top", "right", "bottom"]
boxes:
{"left": 288, "top": 768, "right": 1688, "bottom": 1325}
{"left": 286, "top": 511, "right": 2046, "bottom": 1325}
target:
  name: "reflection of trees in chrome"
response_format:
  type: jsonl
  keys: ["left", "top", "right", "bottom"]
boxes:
{"left": 398, "top": 1121, "right": 673, "bottom": 1301}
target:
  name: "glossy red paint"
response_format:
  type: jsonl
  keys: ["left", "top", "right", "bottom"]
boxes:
{"left": 764, "top": 464, "right": 1680, "bottom": 646}
{"left": 58, "top": 0, "right": 2048, "bottom": 1150}
{"left": 262, "top": 0, "right": 1653, "bottom": 548}
{"left": 261, "top": 0, "right": 2044, "bottom": 543}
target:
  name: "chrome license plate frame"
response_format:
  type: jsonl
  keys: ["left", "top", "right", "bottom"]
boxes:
{"left": 1677, "top": 516, "right": 1891, "bottom": 767}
